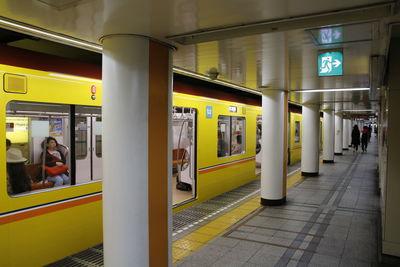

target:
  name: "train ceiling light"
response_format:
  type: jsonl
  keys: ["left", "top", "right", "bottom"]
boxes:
{"left": 293, "top": 88, "right": 370, "bottom": 93}
{"left": 0, "top": 16, "right": 102, "bottom": 52}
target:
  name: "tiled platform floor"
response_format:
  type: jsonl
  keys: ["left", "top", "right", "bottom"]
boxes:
{"left": 176, "top": 141, "right": 381, "bottom": 267}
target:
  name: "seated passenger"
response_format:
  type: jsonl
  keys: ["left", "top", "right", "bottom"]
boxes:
{"left": 41, "top": 137, "right": 70, "bottom": 187}
{"left": 6, "top": 147, "right": 32, "bottom": 194}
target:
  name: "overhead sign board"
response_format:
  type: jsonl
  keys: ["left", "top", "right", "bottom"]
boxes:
{"left": 318, "top": 51, "right": 343, "bottom": 76}
{"left": 318, "top": 27, "right": 343, "bottom": 45}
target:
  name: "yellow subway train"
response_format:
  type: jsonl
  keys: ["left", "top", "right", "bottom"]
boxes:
{"left": 0, "top": 62, "right": 311, "bottom": 266}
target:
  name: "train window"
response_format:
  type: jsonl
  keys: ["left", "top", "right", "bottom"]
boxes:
{"left": 75, "top": 106, "right": 102, "bottom": 183}
{"left": 75, "top": 117, "right": 87, "bottom": 159}
{"left": 256, "top": 115, "right": 262, "bottom": 154}
{"left": 6, "top": 101, "right": 71, "bottom": 196}
{"left": 218, "top": 115, "right": 245, "bottom": 157}
{"left": 294, "top": 121, "right": 300, "bottom": 143}
{"left": 93, "top": 117, "right": 102, "bottom": 157}
{"left": 218, "top": 116, "right": 231, "bottom": 157}
{"left": 231, "top": 117, "right": 245, "bottom": 155}
{"left": 5, "top": 101, "right": 103, "bottom": 196}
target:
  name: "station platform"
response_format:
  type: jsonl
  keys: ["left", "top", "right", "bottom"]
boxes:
{"left": 47, "top": 141, "right": 383, "bottom": 267}
{"left": 174, "top": 142, "right": 381, "bottom": 266}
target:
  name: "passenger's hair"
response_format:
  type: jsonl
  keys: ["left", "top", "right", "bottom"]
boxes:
{"left": 41, "top": 137, "right": 58, "bottom": 149}
{"left": 6, "top": 139, "right": 11, "bottom": 148}
{"left": 353, "top": 125, "right": 359, "bottom": 130}
{"left": 7, "top": 162, "right": 32, "bottom": 194}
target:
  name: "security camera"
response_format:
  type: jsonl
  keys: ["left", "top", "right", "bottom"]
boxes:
{"left": 208, "top": 67, "right": 219, "bottom": 80}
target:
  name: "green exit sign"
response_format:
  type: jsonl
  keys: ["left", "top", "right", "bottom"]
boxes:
{"left": 318, "top": 51, "right": 343, "bottom": 76}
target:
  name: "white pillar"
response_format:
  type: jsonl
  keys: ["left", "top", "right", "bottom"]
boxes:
{"left": 301, "top": 104, "right": 320, "bottom": 176}
{"left": 347, "top": 119, "right": 353, "bottom": 148}
{"left": 323, "top": 110, "right": 335, "bottom": 163}
{"left": 342, "top": 119, "right": 349, "bottom": 151}
{"left": 102, "top": 35, "right": 172, "bottom": 267}
{"left": 261, "top": 90, "right": 287, "bottom": 205}
{"left": 334, "top": 113, "right": 343, "bottom": 155}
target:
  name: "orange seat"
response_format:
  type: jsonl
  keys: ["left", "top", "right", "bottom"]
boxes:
{"left": 25, "top": 163, "right": 54, "bottom": 188}
{"left": 172, "top": 148, "right": 188, "bottom": 167}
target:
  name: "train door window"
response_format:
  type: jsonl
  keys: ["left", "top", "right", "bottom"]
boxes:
{"left": 231, "top": 117, "right": 245, "bottom": 155}
{"left": 75, "top": 117, "right": 87, "bottom": 159}
{"left": 6, "top": 101, "right": 71, "bottom": 196}
{"left": 218, "top": 116, "right": 231, "bottom": 157}
{"left": 95, "top": 118, "right": 102, "bottom": 157}
{"left": 75, "top": 106, "right": 102, "bottom": 183}
{"left": 218, "top": 115, "right": 245, "bottom": 157}
{"left": 294, "top": 121, "right": 300, "bottom": 143}
{"left": 172, "top": 106, "right": 197, "bottom": 206}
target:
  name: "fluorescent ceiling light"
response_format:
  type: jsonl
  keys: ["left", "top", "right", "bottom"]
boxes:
{"left": 342, "top": 109, "right": 376, "bottom": 112}
{"left": 173, "top": 68, "right": 261, "bottom": 96}
{"left": 293, "top": 88, "right": 370, "bottom": 93}
{"left": 0, "top": 17, "right": 102, "bottom": 52}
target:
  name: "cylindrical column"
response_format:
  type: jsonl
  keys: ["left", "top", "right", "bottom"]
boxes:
{"left": 323, "top": 110, "right": 335, "bottom": 163}
{"left": 342, "top": 119, "right": 349, "bottom": 151}
{"left": 348, "top": 119, "right": 352, "bottom": 148}
{"left": 102, "top": 35, "right": 172, "bottom": 267}
{"left": 301, "top": 104, "right": 320, "bottom": 176}
{"left": 334, "top": 113, "right": 343, "bottom": 155}
{"left": 261, "top": 90, "right": 288, "bottom": 206}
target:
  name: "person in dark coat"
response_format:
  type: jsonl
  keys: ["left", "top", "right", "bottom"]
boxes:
{"left": 351, "top": 125, "right": 360, "bottom": 152}
{"left": 6, "top": 147, "right": 32, "bottom": 194}
{"left": 361, "top": 126, "right": 369, "bottom": 152}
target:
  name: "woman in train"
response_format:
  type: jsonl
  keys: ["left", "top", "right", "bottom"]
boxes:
{"left": 6, "top": 146, "right": 32, "bottom": 194}
{"left": 41, "top": 137, "right": 70, "bottom": 186}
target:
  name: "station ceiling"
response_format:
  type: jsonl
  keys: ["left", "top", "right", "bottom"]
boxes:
{"left": 0, "top": 0, "right": 399, "bottom": 116}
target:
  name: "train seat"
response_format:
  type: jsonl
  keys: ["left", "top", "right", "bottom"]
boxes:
{"left": 25, "top": 163, "right": 55, "bottom": 189}
{"left": 172, "top": 148, "right": 189, "bottom": 168}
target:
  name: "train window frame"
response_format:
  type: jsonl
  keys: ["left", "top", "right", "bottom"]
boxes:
{"left": 5, "top": 100, "right": 103, "bottom": 197}
{"left": 218, "top": 115, "right": 246, "bottom": 158}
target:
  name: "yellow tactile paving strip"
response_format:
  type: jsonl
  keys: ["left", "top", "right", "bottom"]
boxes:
{"left": 172, "top": 171, "right": 304, "bottom": 264}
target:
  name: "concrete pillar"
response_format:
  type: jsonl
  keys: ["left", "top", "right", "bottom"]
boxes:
{"left": 260, "top": 90, "right": 288, "bottom": 205}
{"left": 323, "top": 110, "right": 335, "bottom": 163}
{"left": 334, "top": 113, "right": 343, "bottom": 155}
{"left": 301, "top": 104, "right": 320, "bottom": 176}
{"left": 102, "top": 35, "right": 172, "bottom": 267}
{"left": 348, "top": 119, "right": 352, "bottom": 148}
{"left": 342, "top": 119, "right": 350, "bottom": 151}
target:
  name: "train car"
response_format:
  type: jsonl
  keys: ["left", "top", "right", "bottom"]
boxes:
{"left": 0, "top": 59, "right": 318, "bottom": 266}
{"left": 1, "top": 64, "right": 103, "bottom": 267}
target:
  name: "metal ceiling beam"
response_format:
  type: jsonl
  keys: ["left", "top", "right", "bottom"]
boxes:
{"left": 168, "top": 2, "right": 395, "bottom": 44}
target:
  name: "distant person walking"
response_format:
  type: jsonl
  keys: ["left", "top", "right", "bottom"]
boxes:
{"left": 368, "top": 125, "right": 372, "bottom": 142}
{"left": 351, "top": 125, "right": 360, "bottom": 152}
{"left": 361, "top": 126, "right": 369, "bottom": 152}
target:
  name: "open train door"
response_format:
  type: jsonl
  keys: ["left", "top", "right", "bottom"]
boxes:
{"left": 172, "top": 107, "right": 196, "bottom": 206}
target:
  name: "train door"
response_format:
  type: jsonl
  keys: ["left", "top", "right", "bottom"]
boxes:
{"left": 172, "top": 106, "right": 196, "bottom": 206}
{"left": 75, "top": 106, "right": 102, "bottom": 183}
